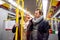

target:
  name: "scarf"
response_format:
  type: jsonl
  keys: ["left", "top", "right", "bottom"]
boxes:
{"left": 32, "top": 16, "right": 43, "bottom": 24}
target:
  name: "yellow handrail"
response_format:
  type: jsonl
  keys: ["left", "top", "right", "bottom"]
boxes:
{"left": 15, "top": 0, "right": 20, "bottom": 40}
{"left": 20, "top": 0, "right": 24, "bottom": 40}
{"left": 39, "top": 0, "right": 42, "bottom": 10}
{"left": 47, "top": 18, "right": 60, "bottom": 22}
{"left": 15, "top": 0, "right": 24, "bottom": 40}
{"left": 2, "top": 3, "right": 10, "bottom": 9}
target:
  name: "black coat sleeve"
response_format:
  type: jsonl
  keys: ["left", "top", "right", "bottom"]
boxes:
{"left": 27, "top": 19, "right": 33, "bottom": 31}
{"left": 43, "top": 21, "right": 51, "bottom": 33}
{"left": 27, "top": 19, "right": 33, "bottom": 40}
{"left": 12, "top": 25, "right": 16, "bottom": 33}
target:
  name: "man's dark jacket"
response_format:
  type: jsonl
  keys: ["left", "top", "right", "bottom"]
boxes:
{"left": 27, "top": 18, "right": 50, "bottom": 40}
{"left": 58, "top": 22, "right": 60, "bottom": 40}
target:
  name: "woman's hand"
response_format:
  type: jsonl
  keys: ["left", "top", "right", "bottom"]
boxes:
{"left": 15, "top": 23, "right": 19, "bottom": 27}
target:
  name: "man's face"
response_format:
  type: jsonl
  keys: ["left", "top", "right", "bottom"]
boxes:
{"left": 34, "top": 10, "right": 41, "bottom": 18}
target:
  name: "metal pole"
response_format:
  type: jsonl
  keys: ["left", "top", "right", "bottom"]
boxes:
{"left": 15, "top": 0, "right": 20, "bottom": 40}
{"left": 20, "top": 0, "right": 24, "bottom": 40}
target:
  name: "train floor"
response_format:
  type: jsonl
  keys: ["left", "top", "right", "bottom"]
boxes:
{"left": 19, "top": 33, "right": 58, "bottom": 40}
{"left": 23, "top": 34, "right": 58, "bottom": 40}
{"left": 1, "top": 31, "right": 58, "bottom": 40}
{"left": 48, "top": 34, "right": 58, "bottom": 40}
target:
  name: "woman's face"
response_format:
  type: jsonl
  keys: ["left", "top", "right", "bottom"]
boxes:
{"left": 25, "top": 14, "right": 30, "bottom": 21}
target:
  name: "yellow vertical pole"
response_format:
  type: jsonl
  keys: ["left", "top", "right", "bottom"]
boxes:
{"left": 48, "top": 0, "right": 52, "bottom": 12}
{"left": 20, "top": 0, "right": 24, "bottom": 40}
{"left": 39, "top": 0, "right": 42, "bottom": 10}
{"left": 55, "top": 18, "right": 58, "bottom": 31}
{"left": 36, "top": 0, "right": 38, "bottom": 5}
{"left": 36, "top": 0, "right": 38, "bottom": 7}
{"left": 15, "top": 0, "right": 20, "bottom": 40}
{"left": 36, "top": 0, "right": 42, "bottom": 10}
{"left": 51, "top": 18, "right": 53, "bottom": 31}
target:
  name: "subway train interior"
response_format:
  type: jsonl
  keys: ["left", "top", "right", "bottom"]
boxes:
{"left": 0, "top": 0, "right": 60, "bottom": 40}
